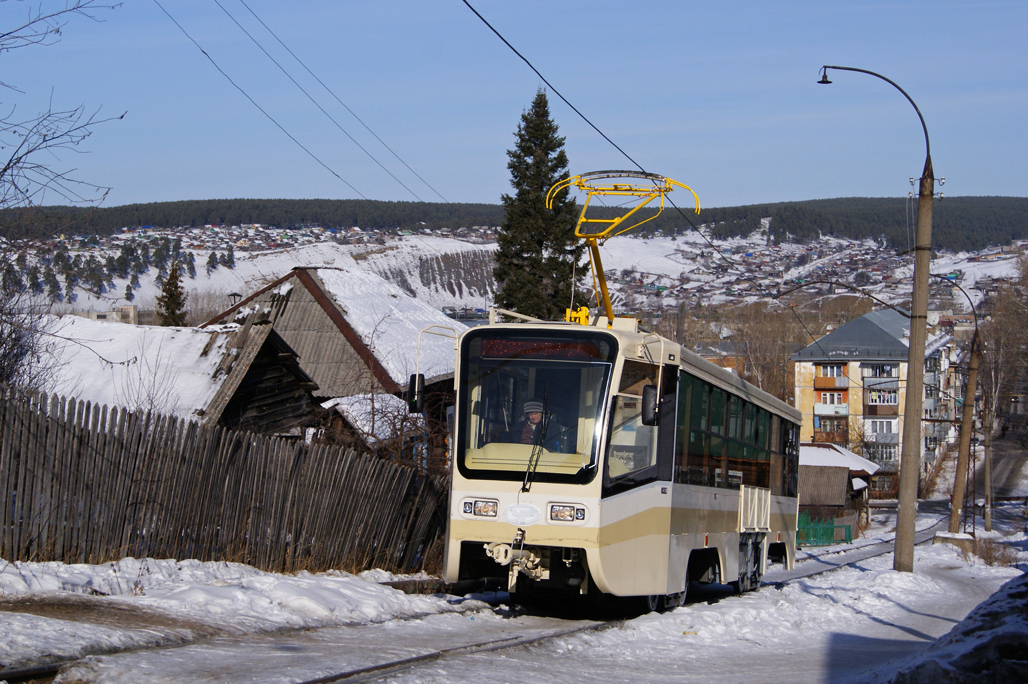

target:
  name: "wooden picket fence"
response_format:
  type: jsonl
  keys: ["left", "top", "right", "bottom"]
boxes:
{"left": 0, "top": 386, "right": 447, "bottom": 573}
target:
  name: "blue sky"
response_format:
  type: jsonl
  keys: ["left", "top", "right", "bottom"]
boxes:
{"left": 4, "top": 1, "right": 1026, "bottom": 209}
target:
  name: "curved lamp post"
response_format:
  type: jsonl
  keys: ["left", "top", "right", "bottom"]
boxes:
{"left": 819, "top": 65, "right": 937, "bottom": 573}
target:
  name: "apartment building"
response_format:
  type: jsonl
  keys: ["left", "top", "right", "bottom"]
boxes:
{"left": 792, "top": 309, "right": 957, "bottom": 497}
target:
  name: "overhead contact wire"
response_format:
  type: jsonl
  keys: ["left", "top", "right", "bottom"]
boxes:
{"left": 462, "top": 0, "right": 873, "bottom": 375}
{"left": 461, "top": 0, "right": 646, "bottom": 173}
{"left": 213, "top": 0, "right": 425, "bottom": 202}
{"left": 237, "top": 0, "right": 450, "bottom": 203}
{"left": 151, "top": 0, "right": 367, "bottom": 199}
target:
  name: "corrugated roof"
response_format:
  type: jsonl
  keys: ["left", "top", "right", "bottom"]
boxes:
{"left": 792, "top": 308, "right": 911, "bottom": 362}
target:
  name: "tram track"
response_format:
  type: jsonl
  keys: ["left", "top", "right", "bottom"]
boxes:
{"left": 0, "top": 519, "right": 953, "bottom": 684}
{"left": 292, "top": 620, "right": 617, "bottom": 684}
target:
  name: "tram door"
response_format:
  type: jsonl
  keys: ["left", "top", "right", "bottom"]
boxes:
{"left": 598, "top": 361, "right": 678, "bottom": 597}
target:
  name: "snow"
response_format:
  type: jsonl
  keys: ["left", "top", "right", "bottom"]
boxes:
{"left": 0, "top": 558, "right": 483, "bottom": 670}
{"left": 800, "top": 442, "right": 881, "bottom": 474}
{"left": 313, "top": 265, "right": 465, "bottom": 383}
{"left": 322, "top": 393, "right": 426, "bottom": 445}
{"left": 1, "top": 506, "right": 1025, "bottom": 682}
{"left": 36, "top": 315, "right": 230, "bottom": 418}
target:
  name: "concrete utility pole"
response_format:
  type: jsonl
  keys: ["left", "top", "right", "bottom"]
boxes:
{"left": 819, "top": 66, "right": 937, "bottom": 572}
{"left": 948, "top": 334, "right": 980, "bottom": 534}
{"left": 983, "top": 392, "right": 993, "bottom": 532}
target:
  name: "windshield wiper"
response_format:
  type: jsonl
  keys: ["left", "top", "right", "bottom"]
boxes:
{"left": 521, "top": 409, "right": 551, "bottom": 493}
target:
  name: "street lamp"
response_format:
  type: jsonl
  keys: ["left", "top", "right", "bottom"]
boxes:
{"left": 819, "top": 65, "right": 938, "bottom": 573}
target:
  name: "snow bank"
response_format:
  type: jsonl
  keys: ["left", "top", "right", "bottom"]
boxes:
{"left": 0, "top": 557, "right": 483, "bottom": 669}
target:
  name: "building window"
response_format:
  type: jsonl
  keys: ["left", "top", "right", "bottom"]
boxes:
{"left": 819, "top": 391, "right": 844, "bottom": 405}
{"left": 819, "top": 364, "right": 845, "bottom": 378}
{"left": 866, "top": 389, "right": 898, "bottom": 405}
{"left": 818, "top": 417, "right": 847, "bottom": 432}
{"left": 866, "top": 443, "right": 899, "bottom": 463}
{"left": 868, "top": 419, "right": 895, "bottom": 434}
{"left": 863, "top": 364, "right": 896, "bottom": 378}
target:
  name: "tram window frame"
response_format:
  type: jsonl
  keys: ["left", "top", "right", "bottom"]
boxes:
{"left": 727, "top": 395, "right": 743, "bottom": 440}
{"left": 603, "top": 360, "right": 667, "bottom": 497}
{"left": 709, "top": 388, "right": 726, "bottom": 435}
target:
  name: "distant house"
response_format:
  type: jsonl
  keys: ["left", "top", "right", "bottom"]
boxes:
{"left": 34, "top": 315, "right": 321, "bottom": 436}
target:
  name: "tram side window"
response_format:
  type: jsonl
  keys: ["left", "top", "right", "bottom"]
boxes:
{"left": 606, "top": 361, "right": 659, "bottom": 481}
{"left": 709, "top": 388, "right": 726, "bottom": 435}
{"left": 675, "top": 370, "right": 775, "bottom": 490}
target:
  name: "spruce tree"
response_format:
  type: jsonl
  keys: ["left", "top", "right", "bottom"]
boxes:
{"left": 493, "top": 89, "right": 584, "bottom": 320}
{"left": 156, "top": 261, "right": 187, "bottom": 326}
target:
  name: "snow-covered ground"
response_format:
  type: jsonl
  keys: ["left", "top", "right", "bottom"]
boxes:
{"left": 2, "top": 505, "right": 1025, "bottom": 683}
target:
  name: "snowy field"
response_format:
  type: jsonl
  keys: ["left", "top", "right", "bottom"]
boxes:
{"left": 2, "top": 507, "right": 1025, "bottom": 683}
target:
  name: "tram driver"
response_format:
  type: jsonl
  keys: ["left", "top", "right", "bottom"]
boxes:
{"left": 507, "top": 398, "right": 572, "bottom": 452}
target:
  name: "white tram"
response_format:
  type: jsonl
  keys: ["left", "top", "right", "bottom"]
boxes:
{"left": 428, "top": 313, "right": 800, "bottom": 608}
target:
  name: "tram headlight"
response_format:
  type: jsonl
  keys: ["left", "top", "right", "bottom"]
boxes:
{"left": 472, "top": 500, "right": 498, "bottom": 517}
{"left": 550, "top": 504, "right": 576, "bottom": 522}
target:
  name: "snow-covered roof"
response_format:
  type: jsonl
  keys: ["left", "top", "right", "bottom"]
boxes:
{"left": 800, "top": 442, "right": 880, "bottom": 475}
{"left": 322, "top": 393, "right": 426, "bottom": 447}
{"left": 314, "top": 265, "right": 465, "bottom": 384}
{"left": 37, "top": 316, "right": 232, "bottom": 419}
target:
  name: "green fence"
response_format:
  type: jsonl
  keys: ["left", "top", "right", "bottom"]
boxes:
{"left": 797, "top": 510, "right": 853, "bottom": 546}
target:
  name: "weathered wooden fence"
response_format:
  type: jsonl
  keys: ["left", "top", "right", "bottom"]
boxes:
{"left": 0, "top": 386, "right": 447, "bottom": 573}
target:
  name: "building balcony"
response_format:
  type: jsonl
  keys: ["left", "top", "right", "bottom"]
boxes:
{"left": 864, "top": 404, "right": 899, "bottom": 417}
{"left": 813, "top": 431, "right": 848, "bottom": 444}
{"left": 814, "top": 376, "right": 850, "bottom": 389}
{"left": 814, "top": 404, "right": 849, "bottom": 416}
{"left": 863, "top": 378, "right": 899, "bottom": 390}
{"left": 866, "top": 432, "right": 899, "bottom": 444}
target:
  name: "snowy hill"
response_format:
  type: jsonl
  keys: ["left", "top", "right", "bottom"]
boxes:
{"left": 46, "top": 230, "right": 1026, "bottom": 320}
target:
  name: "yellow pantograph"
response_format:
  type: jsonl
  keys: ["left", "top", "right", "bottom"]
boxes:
{"left": 546, "top": 170, "right": 700, "bottom": 326}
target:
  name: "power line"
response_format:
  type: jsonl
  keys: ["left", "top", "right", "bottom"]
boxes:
{"left": 237, "top": 0, "right": 450, "bottom": 203}
{"left": 464, "top": 0, "right": 915, "bottom": 380}
{"left": 151, "top": 0, "right": 367, "bottom": 199}
{"left": 461, "top": 0, "right": 645, "bottom": 173}
{"left": 213, "top": 0, "right": 426, "bottom": 202}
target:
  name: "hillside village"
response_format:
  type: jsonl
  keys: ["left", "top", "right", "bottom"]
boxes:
{"left": 26, "top": 221, "right": 1027, "bottom": 321}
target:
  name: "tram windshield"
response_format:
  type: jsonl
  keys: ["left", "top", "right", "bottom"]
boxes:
{"left": 457, "top": 328, "right": 617, "bottom": 484}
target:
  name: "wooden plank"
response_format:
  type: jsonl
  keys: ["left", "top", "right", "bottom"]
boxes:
{"left": 34, "top": 391, "right": 56, "bottom": 560}
{"left": 18, "top": 389, "right": 41, "bottom": 560}
{"left": 77, "top": 401, "right": 99, "bottom": 563}
{"left": 44, "top": 392, "right": 67, "bottom": 562}
{"left": 64, "top": 398, "right": 85, "bottom": 562}
{"left": 1, "top": 387, "right": 22, "bottom": 558}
